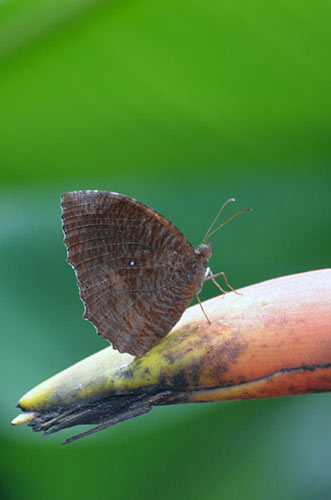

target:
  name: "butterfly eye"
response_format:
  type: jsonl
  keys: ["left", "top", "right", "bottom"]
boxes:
{"left": 129, "top": 260, "right": 136, "bottom": 267}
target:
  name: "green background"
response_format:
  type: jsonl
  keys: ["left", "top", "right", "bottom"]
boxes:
{"left": 1, "top": 1, "right": 330, "bottom": 499}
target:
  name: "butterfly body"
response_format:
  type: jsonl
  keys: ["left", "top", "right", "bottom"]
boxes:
{"left": 61, "top": 190, "right": 212, "bottom": 356}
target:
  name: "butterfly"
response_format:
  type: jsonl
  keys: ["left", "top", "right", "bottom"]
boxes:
{"left": 61, "top": 190, "right": 246, "bottom": 357}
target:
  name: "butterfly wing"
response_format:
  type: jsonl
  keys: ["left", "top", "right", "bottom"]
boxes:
{"left": 61, "top": 190, "right": 200, "bottom": 356}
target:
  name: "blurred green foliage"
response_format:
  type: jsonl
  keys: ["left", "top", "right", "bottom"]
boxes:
{"left": 1, "top": 1, "right": 330, "bottom": 499}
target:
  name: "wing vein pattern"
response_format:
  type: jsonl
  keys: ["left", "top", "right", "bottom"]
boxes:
{"left": 61, "top": 190, "right": 202, "bottom": 356}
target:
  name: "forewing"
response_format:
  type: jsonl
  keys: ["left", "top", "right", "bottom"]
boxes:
{"left": 61, "top": 190, "right": 198, "bottom": 356}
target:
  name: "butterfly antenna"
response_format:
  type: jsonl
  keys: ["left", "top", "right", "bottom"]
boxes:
{"left": 205, "top": 208, "right": 252, "bottom": 241}
{"left": 203, "top": 198, "right": 236, "bottom": 243}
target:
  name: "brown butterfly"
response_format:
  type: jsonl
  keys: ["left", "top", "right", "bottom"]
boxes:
{"left": 61, "top": 191, "right": 247, "bottom": 357}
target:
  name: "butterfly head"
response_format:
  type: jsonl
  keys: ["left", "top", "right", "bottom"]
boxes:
{"left": 195, "top": 240, "right": 213, "bottom": 262}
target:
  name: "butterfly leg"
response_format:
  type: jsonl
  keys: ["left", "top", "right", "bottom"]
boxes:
{"left": 204, "top": 268, "right": 242, "bottom": 296}
{"left": 204, "top": 267, "right": 227, "bottom": 294}
{"left": 195, "top": 293, "right": 211, "bottom": 324}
